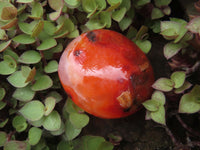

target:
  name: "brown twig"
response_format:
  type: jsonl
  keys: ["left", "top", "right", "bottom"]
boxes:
{"left": 176, "top": 114, "right": 200, "bottom": 137}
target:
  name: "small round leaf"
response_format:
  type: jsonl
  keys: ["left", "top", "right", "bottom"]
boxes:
{"left": 12, "top": 34, "right": 36, "bottom": 44}
{"left": 43, "top": 110, "right": 61, "bottom": 131}
{"left": 12, "top": 115, "right": 27, "bottom": 132}
{"left": 44, "top": 97, "right": 56, "bottom": 116}
{"left": 47, "top": 91, "right": 62, "bottom": 103}
{"left": 7, "top": 71, "right": 29, "bottom": 88}
{"left": 18, "top": 50, "right": 41, "bottom": 64}
{"left": 142, "top": 99, "right": 160, "bottom": 112}
{"left": 179, "top": 93, "right": 200, "bottom": 114}
{"left": 28, "top": 127, "right": 42, "bottom": 145}
{"left": 19, "top": 100, "right": 45, "bottom": 121}
{"left": 0, "top": 131, "right": 7, "bottom": 146}
{"left": 64, "top": 120, "right": 82, "bottom": 141}
{"left": 0, "top": 88, "right": 6, "bottom": 101}
{"left": 0, "top": 40, "right": 11, "bottom": 52}
{"left": 164, "top": 42, "right": 184, "bottom": 59}
{"left": 150, "top": 106, "right": 166, "bottom": 125}
{"left": 37, "top": 38, "right": 57, "bottom": 51}
{"left": 170, "top": 71, "right": 186, "bottom": 89}
{"left": 69, "top": 113, "right": 89, "bottom": 129}
{"left": 12, "top": 86, "right": 35, "bottom": 102}
{"left": 135, "top": 40, "right": 152, "bottom": 54}
{"left": 4, "top": 141, "right": 28, "bottom": 150}
{"left": 152, "top": 78, "right": 174, "bottom": 92}
{"left": 151, "top": 90, "right": 166, "bottom": 105}
{"left": 31, "top": 75, "right": 53, "bottom": 91}
{"left": 44, "top": 60, "right": 58, "bottom": 73}
{"left": 0, "top": 101, "right": 6, "bottom": 110}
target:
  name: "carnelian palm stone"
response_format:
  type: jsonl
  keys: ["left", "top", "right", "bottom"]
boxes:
{"left": 58, "top": 29, "right": 154, "bottom": 119}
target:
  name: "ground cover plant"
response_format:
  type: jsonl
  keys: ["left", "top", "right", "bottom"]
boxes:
{"left": 0, "top": 0, "right": 200, "bottom": 149}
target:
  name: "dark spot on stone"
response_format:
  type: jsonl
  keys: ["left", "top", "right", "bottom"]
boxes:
{"left": 73, "top": 50, "right": 82, "bottom": 56}
{"left": 86, "top": 31, "right": 96, "bottom": 42}
{"left": 123, "top": 107, "right": 131, "bottom": 112}
{"left": 130, "top": 73, "right": 148, "bottom": 89}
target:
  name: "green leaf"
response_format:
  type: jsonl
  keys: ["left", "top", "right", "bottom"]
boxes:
{"left": 98, "top": 141, "right": 114, "bottom": 150}
{"left": 135, "top": 40, "right": 151, "bottom": 54}
{"left": 100, "top": 11, "right": 112, "bottom": 28}
{"left": 65, "top": 98, "right": 84, "bottom": 114}
{"left": 64, "top": 0, "right": 81, "bottom": 8}
{"left": 119, "top": 17, "right": 132, "bottom": 31}
{"left": 31, "top": 20, "right": 44, "bottom": 37}
{"left": 12, "top": 34, "right": 36, "bottom": 44}
{"left": 107, "top": 0, "right": 122, "bottom": 6}
{"left": 51, "top": 121, "right": 65, "bottom": 136}
{"left": 1, "top": 6, "right": 17, "bottom": 20}
{"left": 31, "top": 75, "right": 53, "bottom": 91}
{"left": 174, "top": 23, "right": 188, "bottom": 43}
{"left": 179, "top": 93, "right": 200, "bottom": 114}
{"left": 0, "top": 88, "right": 6, "bottom": 101}
{"left": 142, "top": 99, "right": 160, "bottom": 112}
{"left": 18, "top": 21, "right": 36, "bottom": 35}
{"left": 37, "top": 38, "right": 57, "bottom": 51}
{"left": 28, "top": 127, "right": 42, "bottom": 145}
{"left": 29, "top": 117, "right": 44, "bottom": 127}
{"left": 174, "top": 81, "right": 192, "bottom": 94}
{"left": 29, "top": 2, "right": 43, "bottom": 19}
{"left": 0, "top": 131, "right": 7, "bottom": 147}
{"left": 64, "top": 119, "right": 82, "bottom": 140}
{"left": 96, "top": 0, "right": 107, "bottom": 10}
{"left": 82, "top": 0, "right": 97, "bottom": 13}
{"left": 85, "top": 18, "right": 106, "bottom": 30}
{"left": 163, "top": 42, "right": 184, "bottom": 59}
{"left": 43, "top": 110, "right": 61, "bottom": 131}
{"left": 152, "top": 78, "right": 174, "bottom": 92}
{"left": 150, "top": 106, "right": 166, "bottom": 125}
{"left": 69, "top": 113, "right": 89, "bottom": 129}
{"left": 12, "top": 86, "right": 35, "bottom": 102}
{"left": 154, "top": 0, "right": 172, "bottom": 7}
{"left": 0, "top": 101, "right": 6, "bottom": 110}
{"left": 12, "top": 115, "right": 27, "bottom": 132}
{"left": 133, "top": 0, "right": 150, "bottom": 8}
{"left": 0, "top": 29, "right": 7, "bottom": 40}
{"left": 151, "top": 7, "right": 164, "bottom": 20}
{"left": 7, "top": 71, "right": 29, "bottom": 88}
{"left": 0, "top": 118, "right": 9, "bottom": 128}
{"left": 44, "top": 60, "right": 58, "bottom": 73}
{"left": 57, "top": 140, "right": 73, "bottom": 150}
{"left": 19, "top": 100, "right": 45, "bottom": 121}
{"left": 43, "top": 21, "right": 56, "bottom": 36}
{"left": 160, "top": 21, "right": 180, "bottom": 40}
{"left": 4, "top": 141, "right": 28, "bottom": 150}
{"left": 0, "top": 40, "right": 11, "bottom": 52}
{"left": 112, "top": 7, "right": 126, "bottom": 22}
{"left": 151, "top": 90, "right": 166, "bottom": 105}
{"left": 18, "top": 50, "right": 41, "bottom": 64}
{"left": 170, "top": 71, "right": 186, "bottom": 89}
{"left": 48, "top": 0, "right": 63, "bottom": 11}
{"left": 66, "top": 29, "right": 79, "bottom": 38}
{"left": 74, "top": 135, "right": 113, "bottom": 150}
{"left": 17, "top": 0, "right": 34, "bottom": 3}
{"left": 47, "top": 91, "right": 62, "bottom": 103}
{"left": 49, "top": 10, "right": 62, "bottom": 21}
{"left": 3, "top": 47, "right": 19, "bottom": 60}
{"left": 186, "top": 16, "right": 200, "bottom": 34}
{"left": 44, "top": 97, "right": 56, "bottom": 116}
{"left": 0, "top": 55, "right": 17, "bottom": 75}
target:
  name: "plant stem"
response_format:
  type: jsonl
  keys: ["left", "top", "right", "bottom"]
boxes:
{"left": 176, "top": 114, "right": 200, "bottom": 137}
